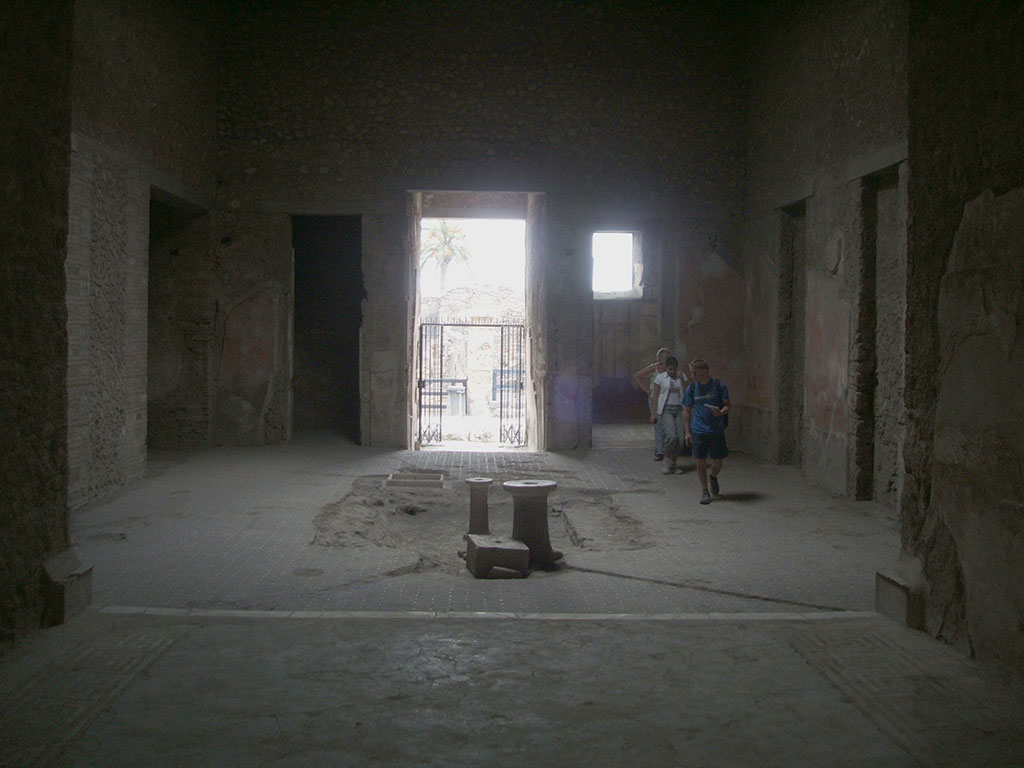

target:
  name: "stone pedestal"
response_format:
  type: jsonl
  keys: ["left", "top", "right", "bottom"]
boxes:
{"left": 465, "top": 477, "right": 493, "bottom": 536}
{"left": 503, "top": 479, "right": 561, "bottom": 567}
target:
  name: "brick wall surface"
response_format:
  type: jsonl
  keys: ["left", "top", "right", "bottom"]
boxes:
{"left": 66, "top": 135, "right": 150, "bottom": 509}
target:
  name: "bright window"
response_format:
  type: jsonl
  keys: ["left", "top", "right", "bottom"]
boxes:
{"left": 592, "top": 231, "right": 642, "bottom": 299}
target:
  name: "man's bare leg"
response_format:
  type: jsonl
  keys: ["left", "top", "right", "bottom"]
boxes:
{"left": 696, "top": 458, "right": 708, "bottom": 490}
{"left": 709, "top": 459, "right": 723, "bottom": 495}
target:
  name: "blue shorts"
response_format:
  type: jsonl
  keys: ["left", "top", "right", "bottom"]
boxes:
{"left": 692, "top": 431, "right": 728, "bottom": 460}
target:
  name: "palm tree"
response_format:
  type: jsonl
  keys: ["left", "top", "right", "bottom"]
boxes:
{"left": 420, "top": 220, "right": 471, "bottom": 292}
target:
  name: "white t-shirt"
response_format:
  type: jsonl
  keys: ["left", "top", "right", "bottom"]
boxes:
{"left": 653, "top": 371, "right": 686, "bottom": 414}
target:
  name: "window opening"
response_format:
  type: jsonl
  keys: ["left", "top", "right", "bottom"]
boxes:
{"left": 592, "top": 231, "right": 643, "bottom": 299}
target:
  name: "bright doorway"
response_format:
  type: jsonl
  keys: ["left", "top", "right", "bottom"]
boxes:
{"left": 415, "top": 213, "right": 528, "bottom": 450}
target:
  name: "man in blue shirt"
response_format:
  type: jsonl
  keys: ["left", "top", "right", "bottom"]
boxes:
{"left": 683, "top": 358, "right": 731, "bottom": 505}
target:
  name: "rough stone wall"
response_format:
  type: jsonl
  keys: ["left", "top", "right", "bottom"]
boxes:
{"left": 210, "top": 213, "right": 294, "bottom": 446}
{"left": 0, "top": 0, "right": 73, "bottom": 638}
{"left": 741, "top": 0, "right": 908, "bottom": 496}
{"left": 72, "top": 0, "right": 218, "bottom": 195}
{"left": 905, "top": 0, "right": 1024, "bottom": 674}
{"left": 216, "top": 1, "right": 747, "bottom": 448}
{"left": 65, "top": 135, "right": 149, "bottom": 508}
{"left": 67, "top": 0, "right": 219, "bottom": 499}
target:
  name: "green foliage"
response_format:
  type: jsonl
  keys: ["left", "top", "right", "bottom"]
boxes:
{"left": 420, "top": 220, "right": 471, "bottom": 291}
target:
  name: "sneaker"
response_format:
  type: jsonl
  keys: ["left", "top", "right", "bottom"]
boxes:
{"left": 700, "top": 489, "right": 711, "bottom": 504}
{"left": 709, "top": 475, "right": 720, "bottom": 496}
{"left": 654, "top": 454, "right": 664, "bottom": 461}
{"left": 662, "top": 464, "right": 674, "bottom": 474}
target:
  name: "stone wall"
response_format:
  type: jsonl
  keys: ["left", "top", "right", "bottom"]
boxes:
{"left": 66, "top": 134, "right": 149, "bottom": 508}
{"left": 216, "top": 0, "right": 748, "bottom": 449}
{"left": 0, "top": 0, "right": 73, "bottom": 638}
{"left": 72, "top": 0, "right": 218, "bottom": 196}
{"left": 360, "top": 194, "right": 418, "bottom": 447}
{"left": 147, "top": 205, "right": 214, "bottom": 447}
{"left": 67, "top": 0, "right": 219, "bottom": 501}
{"left": 147, "top": 209, "right": 295, "bottom": 448}
{"left": 210, "top": 212, "right": 294, "bottom": 445}
{"left": 741, "top": 0, "right": 908, "bottom": 495}
{"left": 673, "top": 219, "right": 746, "bottom": 429}
{"left": 217, "top": 0, "right": 746, "bottom": 208}
{"left": 592, "top": 222, "right": 665, "bottom": 423}
{"left": 905, "top": 0, "right": 1024, "bottom": 675}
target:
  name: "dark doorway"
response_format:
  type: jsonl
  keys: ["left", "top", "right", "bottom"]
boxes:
{"left": 777, "top": 200, "right": 807, "bottom": 465}
{"left": 292, "top": 216, "right": 363, "bottom": 442}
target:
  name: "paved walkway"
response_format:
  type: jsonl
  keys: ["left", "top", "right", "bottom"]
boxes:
{"left": 2, "top": 426, "right": 1023, "bottom": 767}
{"left": 67, "top": 426, "right": 899, "bottom": 616}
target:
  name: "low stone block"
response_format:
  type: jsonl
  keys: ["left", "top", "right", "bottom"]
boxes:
{"left": 487, "top": 566, "right": 526, "bottom": 579}
{"left": 42, "top": 548, "right": 93, "bottom": 627}
{"left": 875, "top": 569, "right": 925, "bottom": 630}
{"left": 385, "top": 472, "right": 445, "bottom": 488}
{"left": 465, "top": 534, "right": 530, "bottom": 579}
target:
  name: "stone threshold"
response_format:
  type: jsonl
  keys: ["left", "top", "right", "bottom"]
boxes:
{"left": 100, "top": 605, "right": 878, "bottom": 622}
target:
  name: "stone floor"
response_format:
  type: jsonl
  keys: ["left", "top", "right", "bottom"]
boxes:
{"left": 2, "top": 425, "right": 1023, "bottom": 767}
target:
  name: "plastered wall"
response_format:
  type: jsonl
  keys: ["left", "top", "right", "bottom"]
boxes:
{"left": 210, "top": 212, "right": 294, "bottom": 445}
{"left": 0, "top": 0, "right": 74, "bottom": 638}
{"left": 741, "top": 0, "right": 908, "bottom": 495}
{"left": 148, "top": 205, "right": 215, "bottom": 447}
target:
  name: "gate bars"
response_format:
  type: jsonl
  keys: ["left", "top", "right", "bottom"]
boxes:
{"left": 417, "top": 321, "right": 525, "bottom": 447}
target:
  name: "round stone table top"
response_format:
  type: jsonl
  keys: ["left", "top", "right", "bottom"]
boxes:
{"left": 502, "top": 479, "right": 558, "bottom": 498}
{"left": 464, "top": 477, "right": 494, "bottom": 486}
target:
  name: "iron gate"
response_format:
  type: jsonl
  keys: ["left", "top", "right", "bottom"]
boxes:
{"left": 417, "top": 321, "right": 525, "bottom": 447}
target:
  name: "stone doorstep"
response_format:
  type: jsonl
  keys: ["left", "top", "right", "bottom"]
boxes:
{"left": 875, "top": 569, "right": 925, "bottom": 631}
{"left": 465, "top": 534, "right": 530, "bottom": 579}
{"left": 384, "top": 472, "right": 445, "bottom": 488}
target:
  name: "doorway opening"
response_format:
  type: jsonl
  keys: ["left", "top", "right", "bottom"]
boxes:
{"left": 777, "top": 200, "right": 807, "bottom": 466}
{"left": 292, "top": 215, "right": 364, "bottom": 443}
{"left": 413, "top": 195, "right": 530, "bottom": 450}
